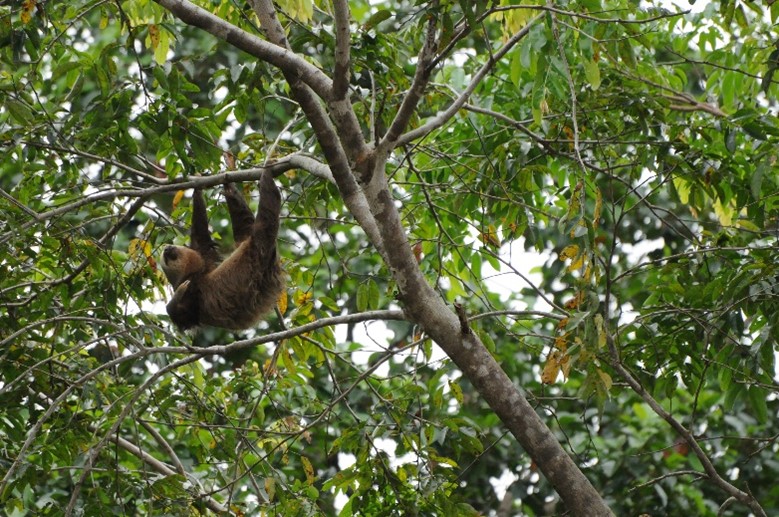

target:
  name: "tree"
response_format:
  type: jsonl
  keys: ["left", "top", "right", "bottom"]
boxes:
{"left": 1, "top": 0, "right": 778, "bottom": 515}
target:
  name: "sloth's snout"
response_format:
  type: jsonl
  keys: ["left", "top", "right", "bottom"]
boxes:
{"left": 163, "top": 246, "right": 178, "bottom": 262}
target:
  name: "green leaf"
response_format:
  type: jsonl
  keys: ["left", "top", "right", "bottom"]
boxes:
{"left": 748, "top": 386, "right": 769, "bottom": 423}
{"left": 363, "top": 10, "right": 391, "bottom": 30}
{"left": 723, "top": 382, "right": 745, "bottom": 411}
{"left": 751, "top": 161, "right": 766, "bottom": 199}
{"left": 510, "top": 48, "right": 522, "bottom": 89}
{"left": 6, "top": 99, "right": 33, "bottom": 124}
{"left": 367, "top": 278, "right": 380, "bottom": 310}
{"left": 583, "top": 59, "right": 600, "bottom": 90}
{"left": 356, "top": 282, "right": 368, "bottom": 312}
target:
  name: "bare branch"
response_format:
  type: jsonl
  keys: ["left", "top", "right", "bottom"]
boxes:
{"left": 663, "top": 94, "right": 727, "bottom": 117}
{"left": 630, "top": 469, "right": 705, "bottom": 490}
{"left": 470, "top": 309, "right": 565, "bottom": 322}
{"left": 493, "top": 4, "right": 689, "bottom": 24}
{"left": 184, "top": 310, "right": 407, "bottom": 355}
{"left": 138, "top": 419, "right": 187, "bottom": 476}
{"left": 19, "top": 139, "right": 165, "bottom": 182}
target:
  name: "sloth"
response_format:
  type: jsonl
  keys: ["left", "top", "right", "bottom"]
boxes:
{"left": 160, "top": 171, "right": 284, "bottom": 330}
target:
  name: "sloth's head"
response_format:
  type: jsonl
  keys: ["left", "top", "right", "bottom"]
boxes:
{"left": 161, "top": 245, "right": 205, "bottom": 288}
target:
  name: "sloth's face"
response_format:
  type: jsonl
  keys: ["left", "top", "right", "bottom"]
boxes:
{"left": 161, "top": 245, "right": 205, "bottom": 288}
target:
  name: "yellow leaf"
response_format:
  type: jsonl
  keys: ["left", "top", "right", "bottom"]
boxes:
{"left": 21, "top": 0, "right": 36, "bottom": 24}
{"left": 448, "top": 380, "right": 463, "bottom": 404}
{"left": 280, "top": 344, "right": 296, "bottom": 375}
{"left": 148, "top": 24, "right": 160, "bottom": 49}
{"left": 481, "top": 224, "right": 501, "bottom": 248}
{"left": 265, "top": 478, "right": 276, "bottom": 502}
{"left": 598, "top": 369, "right": 613, "bottom": 391}
{"left": 559, "top": 244, "right": 579, "bottom": 261}
{"left": 429, "top": 453, "right": 458, "bottom": 468}
{"left": 301, "top": 456, "right": 315, "bottom": 484}
{"left": 569, "top": 220, "right": 586, "bottom": 239}
{"left": 713, "top": 197, "right": 735, "bottom": 227}
{"left": 502, "top": 7, "right": 531, "bottom": 35}
{"left": 673, "top": 177, "right": 691, "bottom": 204}
{"left": 567, "top": 253, "right": 586, "bottom": 272}
{"left": 277, "top": 0, "right": 314, "bottom": 22}
{"left": 564, "top": 291, "right": 584, "bottom": 310}
{"left": 153, "top": 26, "right": 170, "bottom": 65}
{"left": 569, "top": 181, "right": 583, "bottom": 214}
{"left": 541, "top": 351, "right": 562, "bottom": 384}
{"left": 294, "top": 290, "right": 312, "bottom": 306}
{"left": 593, "top": 187, "right": 602, "bottom": 228}
{"left": 583, "top": 264, "right": 593, "bottom": 282}
{"left": 560, "top": 354, "right": 571, "bottom": 378}
{"left": 172, "top": 190, "right": 185, "bottom": 210}
{"left": 276, "top": 290, "right": 288, "bottom": 314}
{"left": 594, "top": 314, "right": 606, "bottom": 349}
{"left": 128, "top": 238, "right": 152, "bottom": 259}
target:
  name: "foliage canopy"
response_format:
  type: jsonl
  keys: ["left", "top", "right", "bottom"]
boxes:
{"left": 2, "top": 0, "right": 779, "bottom": 515}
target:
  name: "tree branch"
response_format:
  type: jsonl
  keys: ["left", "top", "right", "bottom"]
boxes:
{"left": 355, "top": 153, "right": 613, "bottom": 513}
{"left": 0, "top": 155, "right": 328, "bottom": 245}
{"left": 332, "top": 0, "right": 351, "bottom": 100}
{"left": 396, "top": 13, "right": 543, "bottom": 147}
{"left": 378, "top": 9, "right": 439, "bottom": 152}
{"left": 246, "top": 0, "right": 379, "bottom": 250}
{"left": 153, "top": 0, "right": 333, "bottom": 100}
{"left": 27, "top": 389, "right": 229, "bottom": 514}
{"left": 606, "top": 334, "right": 767, "bottom": 516}
{"left": 183, "top": 310, "right": 407, "bottom": 355}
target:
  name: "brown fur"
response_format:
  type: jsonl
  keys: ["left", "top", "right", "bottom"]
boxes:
{"left": 161, "top": 171, "right": 284, "bottom": 330}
